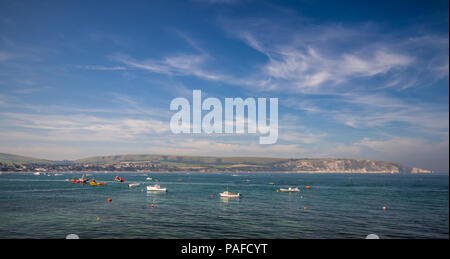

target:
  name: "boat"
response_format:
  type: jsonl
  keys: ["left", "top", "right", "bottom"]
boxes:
{"left": 33, "top": 172, "right": 40, "bottom": 176}
{"left": 280, "top": 187, "right": 300, "bottom": 192}
{"left": 72, "top": 179, "right": 87, "bottom": 183}
{"left": 128, "top": 182, "right": 140, "bottom": 188}
{"left": 146, "top": 177, "right": 153, "bottom": 181}
{"left": 114, "top": 176, "right": 125, "bottom": 182}
{"left": 90, "top": 179, "right": 106, "bottom": 186}
{"left": 72, "top": 175, "right": 89, "bottom": 183}
{"left": 146, "top": 184, "right": 167, "bottom": 192}
{"left": 219, "top": 191, "right": 241, "bottom": 198}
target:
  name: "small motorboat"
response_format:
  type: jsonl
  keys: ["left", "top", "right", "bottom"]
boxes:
{"left": 280, "top": 187, "right": 300, "bottom": 192}
{"left": 146, "top": 184, "right": 167, "bottom": 192}
{"left": 72, "top": 175, "right": 89, "bottom": 183}
{"left": 33, "top": 172, "right": 40, "bottom": 176}
{"left": 114, "top": 176, "right": 125, "bottom": 182}
{"left": 146, "top": 177, "right": 153, "bottom": 181}
{"left": 90, "top": 179, "right": 106, "bottom": 186}
{"left": 128, "top": 182, "right": 140, "bottom": 188}
{"left": 219, "top": 191, "right": 241, "bottom": 198}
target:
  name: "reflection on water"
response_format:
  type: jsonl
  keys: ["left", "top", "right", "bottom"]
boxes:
{"left": 220, "top": 196, "right": 241, "bottom": 203}
{"left": 146, "top": 190, "right": 167, "bottom": 196}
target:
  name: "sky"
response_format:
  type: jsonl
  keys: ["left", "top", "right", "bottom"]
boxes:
{"left": 0, "top": 0, "right": 448, "bottom": 171}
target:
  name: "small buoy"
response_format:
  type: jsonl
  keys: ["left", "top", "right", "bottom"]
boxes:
{"left": 211, "top": 194, "right": 213, "bottom": 198}
{"left": 276, "top": 189, "right": 279, "bottom": 192}
{"left": 151, "top": 204, "right": 154, "bottom": 208}
{"left": 300, "top": 196, "right": 303, "bottom": 199}
{"left": 382, "top": 206, "right": 387, "bottom": 211}
{"left": 107, "top": 198, "right": 112, "bottom": 202}
{"left": 96, "top": 217, "right": 100, "bottom": 221}
{"left": 305, "top": 186, "right": 311, "bottom": 189}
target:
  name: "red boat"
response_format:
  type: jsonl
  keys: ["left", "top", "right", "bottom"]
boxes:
{"left": 114, "top": 176, "right": 125, "bottom": 182}
{"left": 72, "top": 175, "right": 89, "bottom": 183}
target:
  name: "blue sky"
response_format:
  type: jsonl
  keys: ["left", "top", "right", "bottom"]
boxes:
{"left": 0, "top": 0, "right": 448, "bottom": 171}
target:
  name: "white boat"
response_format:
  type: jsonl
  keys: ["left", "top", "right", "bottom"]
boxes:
{"left": 33, "top": 172, "right": 40, "bottom": 176}
{"left": 146, "top": 177, "right": 153, "bottom": 181}
{"left": 146, "top": 184, "right": 167, "bottom": 192}
{"left": 280, "top": 187, "right": 300, "bottom": 192}
{"left": 219, "top": 191, "right": 241, "bottom": 198}
{"left": 128, "top": 183, "right": 140, "bottom": 188}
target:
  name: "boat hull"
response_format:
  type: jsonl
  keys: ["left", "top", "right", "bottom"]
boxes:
{"left": 90, "top": 181, "right": 105, "bottom": 186}
{"left": 146, "top": 186, "right": 167, "bottom": 192}
{"left": 280, "top": 188, "right": 299, "bottom": 192}
{"left": 220, "top": 193, "right": 241, "bottom": 198}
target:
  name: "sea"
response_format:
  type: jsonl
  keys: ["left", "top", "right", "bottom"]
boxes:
{"left": 0, "top": 172, "right": 448, "bottom": 239}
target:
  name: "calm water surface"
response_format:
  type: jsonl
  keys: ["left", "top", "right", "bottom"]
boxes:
{"left": 0, "top": 172, "right": 448, "bottom": 239}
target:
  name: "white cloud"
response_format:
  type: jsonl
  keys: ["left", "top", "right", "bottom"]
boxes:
{"left": 256, "top": 43, "right": 414, "bottom": 92}
{"left": 340, "top": 51, "right": 413, "bottom": 77}
{"left": 77, "top": 65, "right": 128, "bottom": 71}
{"left": 220, "top": 14, "right": 446, "bottom": 94}
{"left": 111, "top": 52, "right": 226, "bottom": 81}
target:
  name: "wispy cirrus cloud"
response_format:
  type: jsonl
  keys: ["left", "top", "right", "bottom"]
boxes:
{"left": 287, "top": 92, "right": 449, "bottom": 133}
{"left": 110, "top": 52, "right": 226, "bottom": 81}
{"left": 221, "top": 14, "right": 447, "bottom": 93}
{"left": 0, "top": 111, "right": 169, "bottom": 142}
{"left": 76, "top": 65, "right": 128, "bottom": 71}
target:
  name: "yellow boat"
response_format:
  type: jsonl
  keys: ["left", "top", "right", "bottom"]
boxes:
{"left": 90, "top": 179, "right": 106, "bottom": 186}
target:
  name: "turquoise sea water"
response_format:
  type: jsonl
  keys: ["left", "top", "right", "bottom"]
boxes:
{"left": 0, "top": 172, "right": 448, "bottom": 239}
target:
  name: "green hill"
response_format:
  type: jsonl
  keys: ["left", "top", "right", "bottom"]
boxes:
{"left": 0, "top": 153, "right": 55, "bottom": 165}
{"left": 75, "top": 154, "right": 284, "bottom": 166}
{"left": 0, "top": 152, "right": 432, "bottom": 173}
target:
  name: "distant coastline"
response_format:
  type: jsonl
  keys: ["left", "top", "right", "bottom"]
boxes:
{"left": 0, "top": 153, "right": 433, "bottom": 174}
